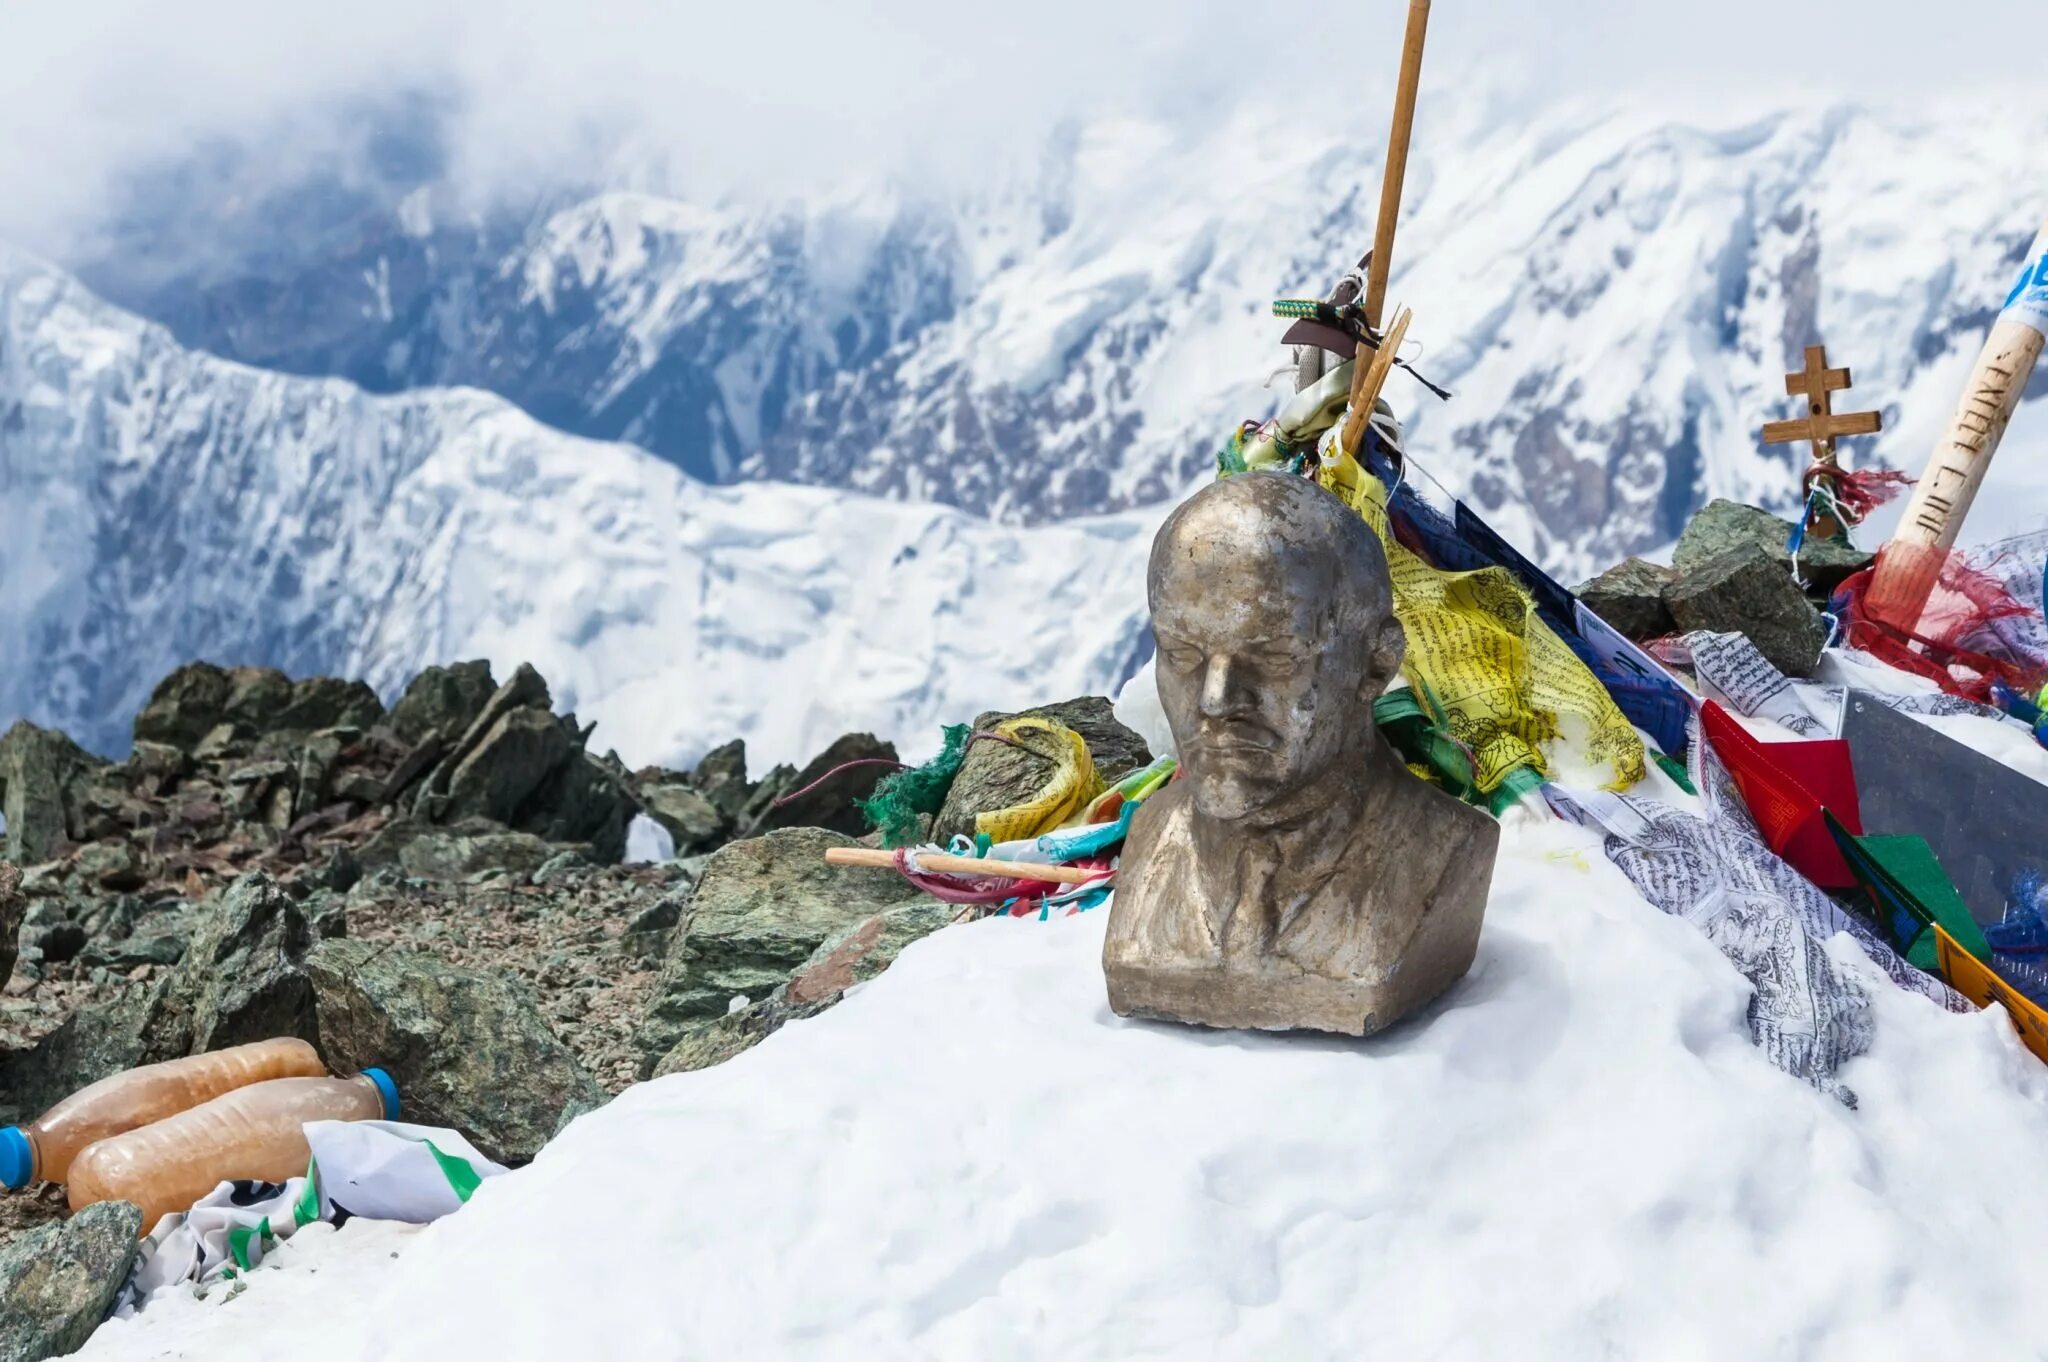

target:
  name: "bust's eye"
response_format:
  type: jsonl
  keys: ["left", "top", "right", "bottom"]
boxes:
{"left": 1160, "top": 644, "right": 1202, "bottom": 672}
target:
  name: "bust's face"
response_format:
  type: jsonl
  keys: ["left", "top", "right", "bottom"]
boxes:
{"left": 1152, "top": 571, "right": 1368, "bottom": 824}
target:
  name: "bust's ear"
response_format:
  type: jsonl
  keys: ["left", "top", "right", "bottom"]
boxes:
{"left": 1362, "top": 617, "right": 1406, "bottom": 700}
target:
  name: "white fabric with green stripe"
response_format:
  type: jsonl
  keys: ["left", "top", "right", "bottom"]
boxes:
{"left": 119, "top": 1120, "right": 506, "bottom": 1312}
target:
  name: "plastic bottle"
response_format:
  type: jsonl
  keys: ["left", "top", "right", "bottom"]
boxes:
{"left": 66, "top": 1069, "right": 399, "bottom": 1227}
{"left": 0, "top": 1037, "right": 329, "bottom": 1191}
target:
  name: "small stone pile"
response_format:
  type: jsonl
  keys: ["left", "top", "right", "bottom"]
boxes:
{"left": 1575, "top": 498, "right": 1869, "bottom": 676}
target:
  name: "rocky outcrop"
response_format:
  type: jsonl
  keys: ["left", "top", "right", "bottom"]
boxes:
{"left": 411, "top": 665, "right": 638, "bottom": 864}
{"left": 385, "top": 660, "right": 498, "bottom": 749}
{"left": 933, "top": 697, "right": 1151, "bottom": 844}
{"left": 640, "top": 827, "right": 925, "bottom": 1060}
{"left": 0, "top": 722, "right": 101, "bottom": 865}
{"left": 1665, "top": 544, "right": 1830, "bottom": 677}
{"left": 1673, "top": 498, "right": 1872, "bottom": 593}
{"left": 0, "top": 864, "right": 22, "bottom": 990}
{"left": 0, "top": 1199, "right": 143, "bottom": 1362}
{"left": 1573, "top": 557, "right": 1678, "bottom": 640}
{"left": 651, "top": 898, "right": 955, "bottom": 1078}
{"left": 306, "top": 939, "right": 607, "bottom": 1165}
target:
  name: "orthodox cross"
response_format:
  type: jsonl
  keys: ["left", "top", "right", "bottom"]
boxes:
{"left": 1761, "top": 344, "right": 1883, "bottom": 541}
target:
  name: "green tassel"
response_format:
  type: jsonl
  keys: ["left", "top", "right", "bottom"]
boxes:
{"left": 859, "top": 724, "right": 972, "bottom": 848}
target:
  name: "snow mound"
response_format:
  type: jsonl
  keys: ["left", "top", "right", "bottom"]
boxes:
{"left": 83, "top": 816, "right": 2048, "bottom": 1360}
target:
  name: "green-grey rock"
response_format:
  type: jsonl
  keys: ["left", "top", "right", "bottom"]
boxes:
{"left": 1665, "top": 543, "right": 1830, "bottom": 678}
{"left": 441, "top": 707, "right": 575, "bottom": 826}
{"left": 270, "top": 676, "right": 383, "bottom": 735}
{"left": 0, "top": 863, "right": 22, "bottom": 988}
{"left": 357, "top": 818, "right": 560, "bottom": 882}
{"left": 516, "top": 752, "right": 636, "bottom": 865}
{"left": 386, "top": 660, "right": 499, "bottom": 747}
{"left": 650, "top": 902, "right": 952, "bottom": 1077}
{"left": 634, "top": 780, "right": 727, "bottom": 856}
{"left": 132, "top": 662, "right": 234, "bottom": 750}
{"left": 1673, "top": 498, "right": 1872, "bottom": 593}
{"left": 640, "top": 827, "right": 923, "bottom": 1055}
{"left": 154, "top": 873, "right": 318, "bottom": 1058}
{"left": 306, "top": 938, "right": 605, "bottom": 1165}
{"left": 2, "top": 721, "right": 100, "bottom": 865}
{"left": 932, "top": 696, "right": 1151, "bottom": 844}
{"left": 0, "top": 980, "right": 174, "bottom": 1131}
{"left": 0, "top": 1199, "right": 144, "bottom": 1362}
{"left": 692, "top": 740, "right": 752, "bottom": 823}
{"left": 650, "top": 993, "right": 834, "bottom": 1078}
{"left": 1573, "top": 557, "right": 1678, "bottom": 639}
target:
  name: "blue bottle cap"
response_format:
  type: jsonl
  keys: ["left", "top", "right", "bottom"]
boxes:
{"left": 361, "top": 1068, "right": 400, "bottom": 1121}
{"left": 0, "top": 1127, "right": 33, "bottom": 1190}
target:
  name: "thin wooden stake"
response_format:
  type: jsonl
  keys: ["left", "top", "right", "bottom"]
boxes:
{"left": 1364, "top": 0, "right": 1431, "bottom": 333}
{"left": 1339, "top": 306, "right": 1412, "bottom": 457}
{"left": 824, "top": 846, "right": 1102, "bottom": 886}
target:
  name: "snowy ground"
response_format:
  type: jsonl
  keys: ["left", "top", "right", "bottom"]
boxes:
{"left": 81, "top": 697, "right": 2048, "bottom": 1360}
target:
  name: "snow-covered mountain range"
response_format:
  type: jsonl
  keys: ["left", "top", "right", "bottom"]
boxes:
{"left": 9, "top": 94, "right": 2048, "bottom": 764}
{"left": 0, "top": 247, "right": 1154, "bottom": 765}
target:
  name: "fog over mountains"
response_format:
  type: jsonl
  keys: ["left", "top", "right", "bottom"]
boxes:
{"left": 8, "top": 93, "right": 2048, "bottom": 763}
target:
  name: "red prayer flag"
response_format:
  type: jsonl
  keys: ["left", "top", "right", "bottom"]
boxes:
{"left": 1701, "top": 701, "right": 1863, "bottom": 889}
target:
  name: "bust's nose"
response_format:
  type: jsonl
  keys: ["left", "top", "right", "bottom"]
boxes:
{"left": 1197, "top": 652, "right": 1252, "bottom": 718}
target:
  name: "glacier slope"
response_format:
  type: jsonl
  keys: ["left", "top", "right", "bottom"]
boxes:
{"left": 0, "top": 246, "right": 1154, "bottom": 767}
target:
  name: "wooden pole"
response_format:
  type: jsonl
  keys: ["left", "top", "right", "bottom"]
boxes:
{"left": 1339, "top": 306, "right": 1412, "bottom": 456}
{"left": 824, "top": 846, "right": 1103, "bottom": 886}
{"left": 1363, "top": 0, "right": 1431, "bottom": 333}
{"left": 1868, "top": 216, "right": 2048, "bottom": 629}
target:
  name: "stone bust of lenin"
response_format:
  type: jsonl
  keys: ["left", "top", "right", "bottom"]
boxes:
{"left": 1103, "top": 472, "right": 1498, "bottom": 1036}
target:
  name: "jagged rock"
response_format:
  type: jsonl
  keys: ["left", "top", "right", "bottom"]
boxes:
{"left": 736, "top": 765, "right": 795, "bottom": 833}
{"left": 132, "top": 662, "right": 234, "bottom": 750}
{"left": 747, "top": 734, "right": 900, "bottom": 837}
{"left": 152, "top": 873, "right": 318, "bottom": 1058}
{"left": 440, "top": 707, "right": 576, "bottom": 825}
{"left": 633, "top": 779, "right": 727, "bottom": 856}
{"left": 1574, "top": 557, "right": 1678, "bottom": 639}
{"left": 693, "top": 740, "right": 751, "bottom": 823}
{"left": 1, "top": 721, "right": 100, "bottom": 865}
{"left": 650, "top": 901, "right": 952, "bottom": 1078}
{"left": 1665, "top": 543, "right": 1830, "bottom": 678}
{"left": 306, "top": 939, "right": 605, "bottom": 1165}
{"left": 357, "top": 818, "right": 561, "bottom": 883}
{"left": 0, "top": 863, "right": 22, "bottom": 986}
{"left": 418, "top": 664, "right": 553, "bottom": 813}
{"left": 516, "top": 753, "right": 636, "bottom": 865}
{"left": 933, "top": 697, "right": 1152, "bottom": 844}
{"left": 651, "top": 993, "right": 834, "bottom": 1078}
{"left": 222, "top": 665, "right": 294, "bottom": 734}
{"left": 0, "top": 1199, "right": 143, "bottom": 1362}
{"left": 1673, "top": 498, "right": 1873, "bottom": 593}
{"left": 622, "top": 891, "right": 689, "bottom": 966}
{"left": 386, "top": 660, "right": 499, "bottom": 748}
{"left": 0, "top": 982, "right": 176, "bottom": 1116}
{"left": 72, "top": 840, "right": 146, "bottom": 893}
{"left": 271, "top": 676, "right": 383, "bottom": 735}
{"left": 641, "top": 827, "right": 923, "bottom": 1056}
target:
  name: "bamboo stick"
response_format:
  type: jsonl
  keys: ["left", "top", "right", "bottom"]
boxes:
{"left": 1363, "top": 0, "right": 1431, "bottom": 332}
{"left": 1868, "top": 215, "right": 2048, "bottom": 629}
{"left": 824, "top": 847, "right": 1104, "bottom": 885}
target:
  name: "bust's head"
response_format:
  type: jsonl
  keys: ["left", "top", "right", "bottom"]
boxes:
{"left": 1148, "top": 473, "right": 1404, "bottom": 824}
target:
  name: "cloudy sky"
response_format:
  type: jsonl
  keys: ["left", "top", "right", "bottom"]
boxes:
{"left": 1, "top": 1, "right": 2039, "bottom": 248}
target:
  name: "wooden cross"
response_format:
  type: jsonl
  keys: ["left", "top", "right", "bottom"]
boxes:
{"left": 1762, "top": 345, "right": 1882, "bottom": 463}
{"left": 1761, "top": 344, "right": 1883, "bottom": 541}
